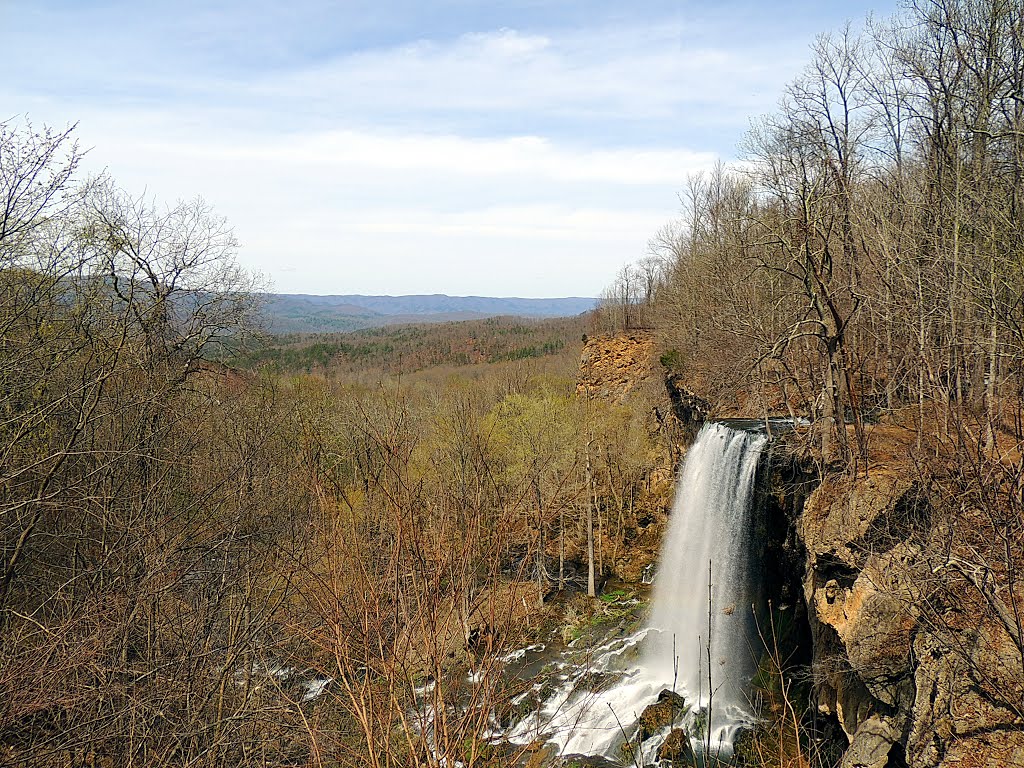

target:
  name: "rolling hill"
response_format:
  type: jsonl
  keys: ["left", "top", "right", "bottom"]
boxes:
{"left": 261, "top": 293, "right": 597, "bottom": 334}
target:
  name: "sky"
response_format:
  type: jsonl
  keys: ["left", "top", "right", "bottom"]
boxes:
{"left": 2, "top": 0, "right": 901, "bottom": 297}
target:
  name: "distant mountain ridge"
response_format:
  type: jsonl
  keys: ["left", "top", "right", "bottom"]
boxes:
{"left": 261, "top": 293, "right": 597, "bottom": 334}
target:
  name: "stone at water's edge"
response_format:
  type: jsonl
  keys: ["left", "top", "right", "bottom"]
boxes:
{"left": 656, "top": 728, "right": 696, "bottom": 766}
{"left": 840, "top": 715, "right": 901, "bottom": 768}
{"left": 731, "top": 728, "right": 757, "bottom": 766}
{"left": 556, "top": 756, "right": 626, "bottom": 768}
{"left": 523, "top": 739, "right": 558, "bottom": 768}
{"left": 637, "top": 689, "right": 687, "bottom": 740}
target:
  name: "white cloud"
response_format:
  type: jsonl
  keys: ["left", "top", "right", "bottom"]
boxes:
{"left": 248, "top": 24, "right": 803, "bottom": 127}
{"left": 338, "top": 205, "right": 669, "bottom": 240}
{"left": 1, "top": 8, "right": 825, "bottom": 296}
{"left": 66, "top": 120, "right": 700, "bottom": 295}
{"left": 128, "top": 129, "right": 715, "bottom": 186}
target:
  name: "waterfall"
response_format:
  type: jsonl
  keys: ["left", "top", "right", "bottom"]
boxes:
{"left": 645, "top": 421, "right": 768, "bottom": 747}
{"left": 505, "top": 420, "right": 769, "bottom": 760}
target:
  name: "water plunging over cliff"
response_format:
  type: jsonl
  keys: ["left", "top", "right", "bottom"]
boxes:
{"left": 506, "top": 421, "right": 769, "bottom": 761}
{"left": 645, "top": 421, "right": 768, "bottom": 745}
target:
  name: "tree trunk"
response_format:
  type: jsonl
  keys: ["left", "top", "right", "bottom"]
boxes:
{"left": 585, "top": 448, "right": 596, "bottom": 598}
{"left": 533, "top": 479, "right": 544, "bottom": 608}
{"left": 558, "top": 504, "right": 565, "bottom": 592}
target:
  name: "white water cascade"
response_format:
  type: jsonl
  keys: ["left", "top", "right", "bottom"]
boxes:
{"left": 645, "top": 421, "right": 769, "bottom": 746}
{"left": 506, "top": 421, "right": 769, "bottom": 762}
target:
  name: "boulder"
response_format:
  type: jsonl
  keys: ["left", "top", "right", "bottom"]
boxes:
{"left": 524, "top": 740, "right": 559, "bottom": 768}
{"left": 557, "top": 755, "right": 625, "bottom": 768}
{"left": 637, "top": 689, "right": 687, "bottom": 740}
{"left": 656, "top": 728, "right": 695, "bottom": 765}
{"left": 840, "top": 715, "right": 900, "bottom": 768}
{"left": 731, "top": 728, "right": 757, "bottom": 766}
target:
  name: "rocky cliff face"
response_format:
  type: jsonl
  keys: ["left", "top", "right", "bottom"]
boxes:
{"left": 800, "top": 471, "right": 921, "bottom": 767}
{"left": 798, "top": 461, "right": 1024, "bottom": 767}
{"left": 575, "top": 333, "right": 679, "bottom": 584}
{"left": 577, "top": 332, "right": 657, "bottom": 404}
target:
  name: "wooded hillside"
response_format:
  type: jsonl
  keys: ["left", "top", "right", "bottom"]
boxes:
{"left": 235, "top": 315, "right": 586, "bottom": 376}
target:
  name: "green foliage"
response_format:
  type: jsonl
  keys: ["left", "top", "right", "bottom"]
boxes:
{"left": 691, "top": 706, "right": 708, "bottom": 739}
{"left": 235, "top": 337, "right": 395, "bottom": 371}
{"left": 485, "top": 383, "right": 582, "bottom": 486}
{"left": 233, "top": 315, "right": 583, "bottom": 376}
{"left": 659, "top": 349, "right": 684, "bottom": 371}
{"left": 491, "top": 339, "right": 566, "bottom": 362}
